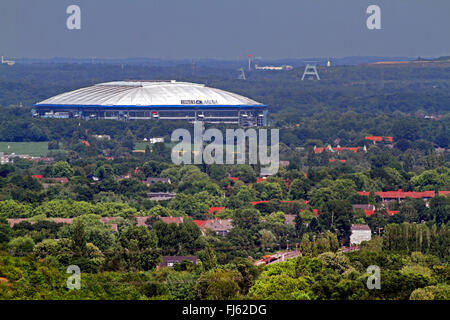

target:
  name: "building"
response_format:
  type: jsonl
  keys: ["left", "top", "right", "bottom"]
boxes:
{"left": 92, "top": 134, "right": 111, "bottom": 140}
{"left": 350, "top": 224, "right": 372, "bottom": 245}
{"left": 158, "top": 256, "right": 198, "bottom": 269}
{"left": 33, "top": 80, "right": 268, "bottom": 126}
{"left": 194, "top": 219, "right": 233, "bottom": 236}
{"left": 147, "top": 137, "right": 164, "bottom": 144}
{"left": 352, "top": 204, "right": 375, "bottom": 212}
{"left": 144, "top": 177, "right": 171, "bottom": 186}
{"left": 357, "top": 190, "right": 450, "bottom": 203}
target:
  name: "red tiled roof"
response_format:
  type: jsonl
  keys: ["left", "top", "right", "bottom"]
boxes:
{"left": 313, "top": 147, "right": 324, "bottom": 154}
{"left": 209, "top": 207, "right": 226, "bottom": 214}
{"left": 227, "top": 177, "right": 239, "bottom": 182}
{"left": 251, "top": 200, "right": 269, "bottom": 205}
{"left": 365, "top": 209, "right": 375, "bottom": 216}
{"left": 333, "top": 147, "right": 359, "bottom": 153}
{"left": 365, "top": 136, "right": 383, "bottom": 141}
{"left": 32, "top": 175, "right": 43, "bottom": 179}
{"left": 351, "top": 224, "right": 371, "bottom": 231}
{"left": 193, "top": 220, "right": 208, "bottom": 228}
{"left": 357, "top": 190, "right": 450, "bottom": 199}
{"left": 388, "top": 210, "right": 399, "bottom": 216}
{"left": 81, "top": 140, "right": 90, "bottom": 147}
{"left": 315, "top": 147, "right": 359, "bottom": 154}
{"left": 256, "top": 177, "right": 266, "bottom": 183}
{"left": 159, "top": 216, "right": 185, "bottom": 225}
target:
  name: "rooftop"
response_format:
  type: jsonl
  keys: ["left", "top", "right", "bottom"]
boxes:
{"left": 35, "top": 80, "right": 265, "bottom": 108}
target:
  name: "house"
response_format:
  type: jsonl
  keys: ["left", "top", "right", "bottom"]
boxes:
{"left": 144, "top": 177, "right": 171, "bottom": 186}
{"left": 148, "top": 192, "right": 176, "bottom": 201}
{"left": 134, "top": 216, "right": 185, "bottom": 227}
{"left": 350, "top": 224, "right": 372, "bottom": 245}
{"left": 92, "top": 134, "right": 111, "bottom": 140}
{"left": 314, "top": 146, "right": 359, "bottom": 154}
{"left": 87, "top": 173, "right": 101, "bottom": 181}
{"left": 42, "top": 177, "right": 69, "bottom": 189}
{"left": 135, "top": 216, "right": 152, "bottom": 227}
{"left": 158, "top": 256, "right": 197, "bottom": 269}
{"left": 159, "top": 216, "right": 185, "bottom": 225}
{"left": 329, "top": 159, "right": 346, "bottom": 163}
{"left": 195, "top": 219, "right": 233, "bottom": 236}
{"left": 352, "top": 204, "right": 375, "bottom": 212}
{"left": 357, "top": 190, "right": 450, "bottom": 203}
{"left": 148, "top": 137, "right": 165, "bottom": 144}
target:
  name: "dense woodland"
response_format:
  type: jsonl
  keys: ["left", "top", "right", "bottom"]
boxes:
{"left": 0, "top": 61, "right": 448, "bottom": 300}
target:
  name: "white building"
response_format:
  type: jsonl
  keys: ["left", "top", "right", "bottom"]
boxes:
{"left": 149, "top": 137, "right": 164, "bottom": 144}
{"left": 350, "top": 224, "right": 372, "bottom": 245}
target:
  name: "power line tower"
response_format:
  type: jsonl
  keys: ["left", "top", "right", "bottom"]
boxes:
{"left": 237, "top": 68, "right": 246, "bottom": 80}
{"left": 301, "top": 61, "right": 320, "bottom": 80}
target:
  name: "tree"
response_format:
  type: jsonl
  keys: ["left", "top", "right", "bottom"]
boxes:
{"left": 289, "top": 177, "right": 311, "bottom": 200}
{"left": 48, "top": 140, "right": 59, "bottom": 150}
{"left": 119, "top": 225, "right": 159, "bottom": 270}
{"left": 248, "top": 274, "right": 311, "bottom": 300}
{"left": 195, "top": 269, "right": 242, "bottom": 300}
{"left": 294, "top": 214, "right": 306, "bottom": 239}
{"left": 198, "top": 246, "right": 218, "bottom": 271}
{"left": 259, "top": 229, "right": 276, "bottom": 252}
{"left": 308, "top": 218, "right": 321, "bottom": 234}
{"left": 8, "top": 236, "right": 35, "bottom": 256}
{"left": 52, "top": 161, "right": 73, "bottom": 178}
{"left": 121, "top": 129, "right": 136, "bottom": 151}
{"left": 428, "top": 195, "right": 449, "bottom": 227}
{"left": 317, "top": 252, "right": 353, "bottom": 275}
{"left": 71, "top": 220, "right": 87, "bottom": 255}
{"left": 0, "top": 218, "right": 11, "bottom": 245}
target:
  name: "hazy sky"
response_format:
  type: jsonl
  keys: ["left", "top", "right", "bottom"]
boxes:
{"left": 1, "top": 0, "right": 449, "bottom": 59}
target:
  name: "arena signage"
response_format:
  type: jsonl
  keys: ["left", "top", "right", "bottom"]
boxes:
{"left": 180, "top": 100, "right": 218, "bottom": 105}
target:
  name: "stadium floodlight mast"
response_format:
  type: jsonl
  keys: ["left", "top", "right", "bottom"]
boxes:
{"left": 248, "top": 54, "right": 254, "bottom": 71}
{"left": 301, "top": 61, "right": 320, "bottom": 81}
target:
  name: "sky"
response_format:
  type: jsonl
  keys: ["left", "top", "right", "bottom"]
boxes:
{"left": 1, "top": 0, "right": 449, "bottom": 59}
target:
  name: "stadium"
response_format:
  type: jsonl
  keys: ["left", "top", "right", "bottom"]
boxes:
{"left": 33, "top": 80, "right": 268, "bottom": 126}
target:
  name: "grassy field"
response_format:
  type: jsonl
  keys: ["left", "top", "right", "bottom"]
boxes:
{"left": 0, "top": 142, "right": 50, "bottom": 157}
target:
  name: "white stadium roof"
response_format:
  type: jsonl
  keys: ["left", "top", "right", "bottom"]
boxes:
{"left": 35, "top": 80, "right": 264, "bottom": 107}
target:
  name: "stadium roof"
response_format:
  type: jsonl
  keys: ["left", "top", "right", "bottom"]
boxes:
{"left": 35, "top": 80, "right": 265, "bottom": 108}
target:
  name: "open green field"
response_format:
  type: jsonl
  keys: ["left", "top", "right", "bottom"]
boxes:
{"left": 0, "top": 142, "right": 50, "bottom": 157}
